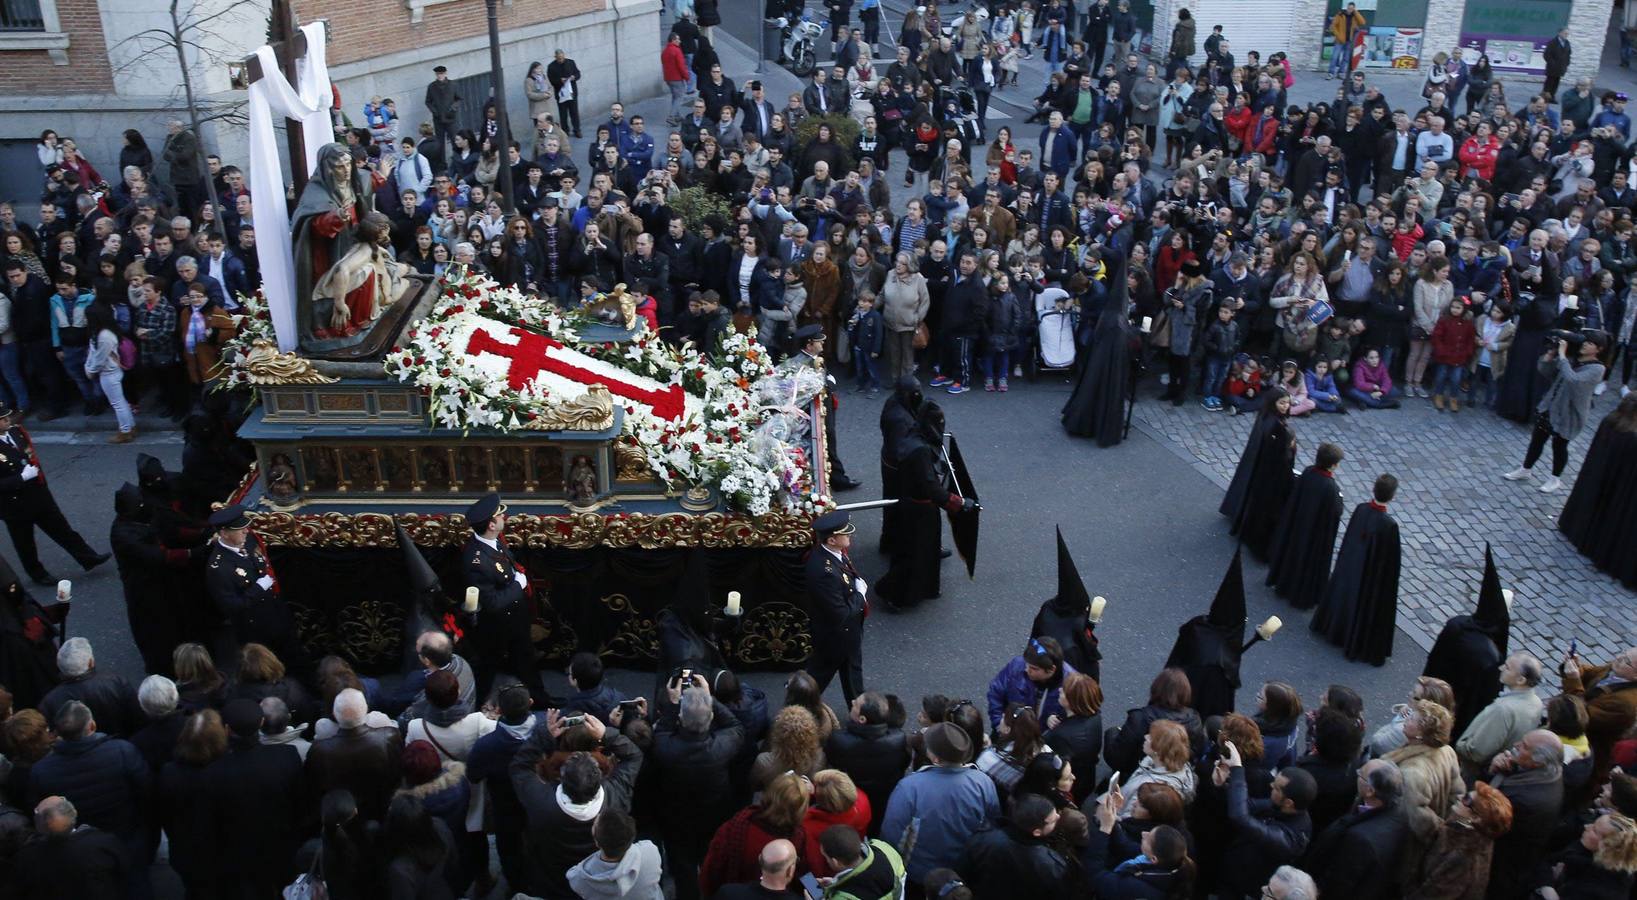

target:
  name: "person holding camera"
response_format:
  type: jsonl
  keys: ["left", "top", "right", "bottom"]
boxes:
{"left": 1504, "top": 330, "right": 1610, "bottom": 493}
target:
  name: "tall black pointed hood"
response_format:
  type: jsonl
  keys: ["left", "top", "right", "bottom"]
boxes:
{"left": 114, "top": 483, "right": 148, "bottom": 522}
{"left": 1050, "top": 526, "right": 1091, "bottom": 615}
{"left": 1208, "top": 547, "right": 1248, "bottom": 632}
{"left": 397, "top": 523, "right": 443, "bottom": 602}
{"left": 1094, "top": 249, "right": 1130, "bottom": 332}
{"left": 674, "top": 549, "right": 718, "bottom": 634}
{"left": 1473, "top": 542, "right": 1510, "bottom": 656}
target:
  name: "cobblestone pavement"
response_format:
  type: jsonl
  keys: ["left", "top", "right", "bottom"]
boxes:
{"left": 1130, "top": 383, "right": 1635, "bottom": 683}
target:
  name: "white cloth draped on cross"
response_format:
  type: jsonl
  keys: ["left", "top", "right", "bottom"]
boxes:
{"left": 246, "top": 21, "right": 333, "bottom": 351}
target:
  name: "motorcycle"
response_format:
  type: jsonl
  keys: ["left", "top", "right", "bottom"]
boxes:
{"left": 776, "top": 13, "right": 827, "bottom": 77}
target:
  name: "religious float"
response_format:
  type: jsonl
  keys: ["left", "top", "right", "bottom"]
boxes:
{"left": 224, "top": 37, "right": 834, "bottom": 672}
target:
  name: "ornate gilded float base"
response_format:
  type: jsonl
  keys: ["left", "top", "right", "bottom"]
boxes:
{"left": 248, "top": 509, "right": 815, "bottom": 549}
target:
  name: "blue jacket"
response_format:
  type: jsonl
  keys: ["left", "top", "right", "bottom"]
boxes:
{"left": 620, "top": 131, "right": 656, "bottom": 181}
{"left": 29, "top": 733, "right": 152, "bottom": 838}
{"left": 881, "top": 765, "right": 1000, "bottom": 881}
{"left": 561, "top": 682, "right": 628, "bottom": 724}
{"left": 467, "top": 713, "right": 548, "bottom": 833}
{"left": 986, "top": 655, "right": 1078, "bottom": 729}
{"left": 47, "top": 290, "right": 95, "bottom": 349}
{"left": 849, "top": 308, "right": 884, "bottom": 355}
{"left": 1038, "top": 125, "right": 1078, "bottom": 177}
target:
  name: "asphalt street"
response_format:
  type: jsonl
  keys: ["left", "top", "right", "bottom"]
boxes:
{"left": 21, "top": 375, "right": 1419, "bottom": 744}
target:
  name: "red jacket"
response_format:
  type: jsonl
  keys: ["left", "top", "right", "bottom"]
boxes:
{"left": 1154, "top": 245, "right": 1196, "bottom": 292}
{"left": 801, "top": 792, "right": 873, "bottom": 876}
{"left": 700, "top": 808, "right": 812, "bottom": 897}
{"left": 1225, "top": 106, "right": 1254, "bottom": 145}
{"left": 1430, "top": 312, "right": 1477, "bottom": 365}
{"left": 662, "top": 43, "right": 690, "bottom": 82}
{"left": 1244, "top": 114, "right": 1280, "bottom": 157}
{"left": 1457, "top": 136, "right": 1500, "bottom": 182}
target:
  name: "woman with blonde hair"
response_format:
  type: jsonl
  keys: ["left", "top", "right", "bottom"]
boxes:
{"left": 751, "top": 705, "right": 827, "bottom": 789}
{"left": 801, "top": 770, "right": 873, "bottom": 876}
{"left": 172, "top": 642, "right": 226, "bottom": 711}
{"left": 701, "top": 772, "right": 813, "bottom": 895}
{"left": 1535, "top": 813, "right": 1637, "bottom": 899}
{"left": 1370, "top": 675, "right": 1456, "bottom": 757}
{"left": 1107, "top": 719, "right": 1196, "bottom": 815}
{"left": 1386, "top": 698, "right": 1463, "bottom": 881}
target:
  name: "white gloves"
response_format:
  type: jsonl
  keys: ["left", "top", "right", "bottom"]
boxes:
{"left": 853, "top": 576, "right": 868, "bottom": 597}
{"left": 20, "top": 464, "right": 38, "bottom": 481}
{"left": 256, "top": 574, "right": 274, "bottom": 591}
{"left": 513, "top": 570, "right": 528, "bottom": 590}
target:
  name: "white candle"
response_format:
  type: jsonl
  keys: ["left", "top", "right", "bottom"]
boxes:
{"left": 1257, "top": 616, "right": 1283, "bottom": 640}
{"left": 56, "top": 579, "right": 71, "bottom": 601}
{"left": 464, "top": 586, "right": 480, "bottom": 612}
{"left": 1088, "top": 595, "right": 1107, "bottom": 623}
{"left": 726, "top": 591, "right": 743, "bottom": 616}
{"left": 1502, "top": 588, "right": 1515, "bottom": 609}
{"left": 1140, "top": 316, "right": 1153, "bottom": 333}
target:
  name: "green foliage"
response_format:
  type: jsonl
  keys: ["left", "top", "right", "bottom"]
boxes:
{"left": 793, "top": 114, "right": 859, "bottom": 170}
{"left": 670, "top": 185, "right": 732, "bottom": 233}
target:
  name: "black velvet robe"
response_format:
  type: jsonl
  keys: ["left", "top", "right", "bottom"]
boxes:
{"left": 877, "top": 438, "right": 952, "bottom": 608}
{"left": 1422, "top": 616, "right": 1503, "bottom": 739}
{"left": 1311, "top": 502, "right": 1401, "bottom": 666}
{"left": 1220, "top": 414, "right": 1297, "bottom": 559}
{"left": 1032, "top": 600, "right": 1101, "bottom": 681}
{"left": 1557, "top": 416, "right": 1637, "bottom": 589}
{"left": 1265, "top": 466, "right": 1343, "bottom": 610}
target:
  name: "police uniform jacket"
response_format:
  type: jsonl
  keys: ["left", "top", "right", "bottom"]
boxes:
{"left": 806, "top": 545, "right": 866, "bottom": 662}
{"left": 0, "top": 426, "right": 50, "bottom": 521}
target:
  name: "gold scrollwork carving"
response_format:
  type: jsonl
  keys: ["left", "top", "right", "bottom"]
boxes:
{"left": 249, "top": 509, "right": 815, "bottom": 548}
{"left": 338, "top": 599, "right": 406, "bottom": 663}
{"left": 522, "top": 383, "right": 617, "bottom": 432}
{"left": 242, "top": 339, "right": 339, "bottom": 385}
{"left": 730, "top": 601, "right": 813, "bottom": 665}
{"left": 613, "top": 441, "right": 652, "bottom": 481}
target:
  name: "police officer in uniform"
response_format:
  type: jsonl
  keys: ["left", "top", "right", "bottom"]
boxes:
{"left": 204, "top": 504, "right": 304, "bottom": 674}
{"left": 0, "top": 404, "right": 110, "bottom": 585}
{"left": 804, "top": 509, "right": 868, "bottom": 705}
{"left": 792, "top": 325, "right": 863, "bottom": 491}
{"left": 462, "top": 492, "right": 545, "bottom": 706}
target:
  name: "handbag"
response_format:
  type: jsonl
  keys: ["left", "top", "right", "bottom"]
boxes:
{"left": 912, "top": 322, "right": 930, "bottom": 350}
{"left": 283, "top": 847, "right": 327, "bottom": 900}
{"left": 118, "top": 336, "right": 138, "bottom": 371}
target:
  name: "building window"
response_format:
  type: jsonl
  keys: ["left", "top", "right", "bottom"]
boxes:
{"left": 0, "top": 0, "right": 45, "bottom": 31}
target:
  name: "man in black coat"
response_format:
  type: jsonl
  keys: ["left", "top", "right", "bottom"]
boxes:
{"left": 10, "top": 796, "right": 128, "bottom": 900}
{"left": 304, "top": 688, "right": 402, "bottom": 822}
{"left": 651, "top": 676, "right": 745, "bottom": 900}
{"left": 0, "top": 404, "right": 109, "bottom": 585}
{"left": 939, "top": 252, "right": 987, "bottom": 392}
{"left": 826, "top": 691, "right": 911, "bottom": 836}
{"left": 462, "top": 492, "right": 544, "bottom": 707}
{"left": 1542, "top": 29, "right": 1571, "bottom": 98}
{"left": 1294, "top": 707, "right": 1365, "bottom": 836}
{"left": 1423, "top": 543, "right": 1511, "bottom": 739}
{"left": 1484, "top": 729, "right": 1566, "bottom": 900}
{"left": 1265, "top": 442, "right": 1345, "bottom": 611}
{"left": 624, "top": 232, "right": 672, "bottom": 325}
{"left": 697, "top": 62, "right": 738, "bottom": 122}
{"left": 26, "top": 701, "right": 151, "bottom": 891}
{"left": 1219, "top": 742, "right": 1315, "bottom": 898}
{"left": 658, "top": 214, "right": 704, "bottom": 303}
{"left": 5, "top": 265, "right": 72, "bottom": 421}
{"left": 210, "top": 699, "right": 306, "bottom": 899}
{"left": 805, "top": 510, "right": 869, "bottom": 706}
{"left": 38, "top": 639, "right": 145, "bottom": 739}
{"left": 957, "top": 793, "right": 1075, "bottom": 899}
{"left": 1304, "top": 758, "right": 1410, "bottom": 900}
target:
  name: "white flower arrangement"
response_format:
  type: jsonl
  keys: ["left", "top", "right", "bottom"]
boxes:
{"left": 384, "top": 271, "right": 831, "bottom": 515}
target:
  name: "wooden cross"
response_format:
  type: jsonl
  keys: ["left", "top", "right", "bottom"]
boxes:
{"left": 244, "top": 0, "right": 315, "bottom": 194}
{"left": 464, "top": 326, "right": 688, "bottom": 421}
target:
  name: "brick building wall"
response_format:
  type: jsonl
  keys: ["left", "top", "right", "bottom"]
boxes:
{"left": 0, "top": 0, "right": 113, "bottom": 94}
{"left": 301, "top": 0, "right": 604, "bottom": 67}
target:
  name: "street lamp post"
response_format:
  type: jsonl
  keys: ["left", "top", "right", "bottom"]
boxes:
{"left": 486, "top": 0, "right": 515, "bottom": 213}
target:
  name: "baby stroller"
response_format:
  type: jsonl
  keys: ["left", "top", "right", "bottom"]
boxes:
{"left": 938, "top": 85, "right": 982, "bottom": 146}
{"left": 1030, "top": 285, "right": 1078, "bottom": 380}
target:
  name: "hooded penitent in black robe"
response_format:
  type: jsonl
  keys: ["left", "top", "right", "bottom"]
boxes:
{"left": 1495, "top": 293, "right": 1556, "bottom": 422}
{"left": 1166, "top": 548, "right": 1247, "bottom": 720}
{"left": 135, "top": 454, "right": 215, "bottom": 647}
{"left": 1219, "top": 387, "right": 1297, "bottom": 559}
{"left": 879, "top": 377, "right": 924, "bottom": 555}
{"left": 398, "top": 523, "right": 450, "bottom": 672}
{"left": 1032, "top": 526, "right": 1101, "bottom": 680}
{"left": 110, "top": 483, "right": 199, "bottom": 677}
{"left": 0, "top": 552, "right": 61, "bottom": 711}
{"left": 1062, "top": 253, "right": 1134, "bottom": 446}
{"left": 1311, "top": 501, "right": 1401, "bottom": 666}
{"left": 878, "top": 403, "right": 957, "bottom": 610}
{"left": 1557, "top": 407, "right": 1637, "bottom": 588}
{"left": 1265, "top": 464, "right": 1344, "bottom": 610}
{"left": 655, "top": 550, "right": 729, "bottom": 700}
{"left": 1423, "top": 543, "right": 1510, "bottom": 739}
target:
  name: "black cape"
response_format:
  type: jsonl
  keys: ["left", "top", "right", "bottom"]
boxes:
{"left": 878, "top": 378, "right": 923, "bottom": 555}
{"left": 1558, "top": 414, "right": 1637, "bottom": 588}
{"left": 1495, "top": 295, "right": 1555, "bottom": 422}
{"left": 1165, "top": 548, "right": 1247, "bottom": 720}
{"left": 1031, "top": 527, "right": 1101, "bottom": 680}
{"left": 109, "top": 484, "right": 189, "bottom": 677}
{"left": 1219, "top": 411, "right": 1297, "bottom": 559}
{"left": 1422, "top": 543, "right": 1510, "bottom": 738}
{"left": 1062, "top": 254, "right": 1134, "bottom": 446}
{"left": 0, "top": 552, "right": 61, "bottom": 711}
{"left": 654, "top": 551, "right": 729, "bottom": 699}
{"left": 1264, "top": 466, "right": 1343, "bottom": 610}
{"left": 1311, "top": 502, "right": 1401, "bottom": 666}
